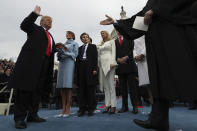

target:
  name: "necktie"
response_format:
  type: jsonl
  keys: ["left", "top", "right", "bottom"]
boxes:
{"left": 81, "top": 44, "right": 86, "bottom": 59}
{"left": 46, "top": 30, "right": 51, "bottom": 56}
{"left": 119, "top": 36, "right": 123, "bottom": 46}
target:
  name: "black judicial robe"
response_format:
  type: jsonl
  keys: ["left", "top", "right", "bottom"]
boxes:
{"left": 191, "top": 1, "right": 197, "bottom": 18}
{"left": 114, "top": 0, "right": 197, "bottom": 101}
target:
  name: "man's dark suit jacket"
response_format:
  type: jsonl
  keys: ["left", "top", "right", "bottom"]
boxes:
{"left": 115, "top": 38, "right": 137, "bottom": 75}
{"left": 76, "top": 44, "right": 98, "bottom": 86}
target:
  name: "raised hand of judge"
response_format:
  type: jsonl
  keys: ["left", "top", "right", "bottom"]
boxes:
{"left": 100, "top": 15, "right": 115, "bottom": 25}
{"left": 34, "top": 5, "right": 42, "bottom": 16}
{"left": 144, "top": 10, "right": 153, "bottom": 25}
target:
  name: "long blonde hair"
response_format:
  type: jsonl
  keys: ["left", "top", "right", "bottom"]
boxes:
{"left": 99, "top": 31, "right": 111, "bottom": 46}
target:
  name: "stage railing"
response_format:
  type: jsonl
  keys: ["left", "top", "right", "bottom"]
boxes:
{"left": 0, "top": 82, "right": 14, "bottom": 116}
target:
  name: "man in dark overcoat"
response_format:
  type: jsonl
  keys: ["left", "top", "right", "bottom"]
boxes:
{"left": 7, "top": 6, "right": 55, "bottom": 129}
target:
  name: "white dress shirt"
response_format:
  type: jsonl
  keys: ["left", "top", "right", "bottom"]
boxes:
{"left": 82, "top": 43, "right": 89, "bottom": 59}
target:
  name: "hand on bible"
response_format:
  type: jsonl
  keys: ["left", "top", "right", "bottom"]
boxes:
{"left": 55, "top": 43, "right": 67, "bottom": 51}
{"left": 34, "top": 5, "right": 42, "bottom": 16}
{"left": 100, "top": 15, "right": 115, "bottom": 25}
{"left": 144, "top": 10, "right": 153, "bottom": 25}
{"left": 55, "top": 43, "right": 63, "bottom": 49}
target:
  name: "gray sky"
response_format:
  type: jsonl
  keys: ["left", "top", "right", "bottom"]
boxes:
{"left": 0, "top": 0, "right": 147, "bottom": 61}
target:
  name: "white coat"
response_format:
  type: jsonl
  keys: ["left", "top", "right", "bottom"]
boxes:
{"left": 97, "top": 40, "right": 117, "bottom": 91}
{"left": 133, "top": 36, "right": 150, "bottom": 86}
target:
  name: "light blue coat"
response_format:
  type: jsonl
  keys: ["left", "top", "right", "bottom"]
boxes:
{"left": 56, "top": 39, "right": 78, "bottom": 88}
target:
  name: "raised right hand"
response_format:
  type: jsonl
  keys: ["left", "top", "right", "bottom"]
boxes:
{"left": 34, "top": 5, "right": 42, "bottom": 16}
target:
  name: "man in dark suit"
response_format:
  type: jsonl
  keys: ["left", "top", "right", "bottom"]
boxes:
{"left": 7, "top": 6, "right": 55, "bottom": 129}
{"left": 115, "top": 32, "right": 138, "bottom": 114}
{"left": 76, "top": 33, "right": 98, "bottom": 117}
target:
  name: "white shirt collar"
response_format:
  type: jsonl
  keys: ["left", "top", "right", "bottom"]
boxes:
{"left": 42, "top": 26, "right": 47, "bottom": 31}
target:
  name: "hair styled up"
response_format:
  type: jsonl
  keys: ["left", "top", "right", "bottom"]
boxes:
{"left": 99, "top": 30, "right": 111, "bottom": 46}
{"left": 67, "top": 31, "right": 75, "bottom": 40}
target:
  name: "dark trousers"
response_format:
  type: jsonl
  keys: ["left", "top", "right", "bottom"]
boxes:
{"left": 14, "top": 56, "right": 50, "bottom": 122}
{"left": 188, "top": 100, "right": 197, "bottom": 107}
{"left": 77, "top": 60, "right": 96, "bottom": 112}
{"left": 93, "top": 89, "right": 97, "bottom": 110}
{"left": 119, "top": 73, "right": 138, "bottom": 109}
{"left": 149, "top": 98, "right": 169, "bottom": 129}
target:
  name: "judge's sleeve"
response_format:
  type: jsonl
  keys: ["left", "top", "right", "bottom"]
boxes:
{"left": 113, "top": 11, "right": 145, "bottom": 40}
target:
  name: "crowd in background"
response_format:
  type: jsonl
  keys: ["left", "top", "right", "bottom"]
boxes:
{"left": 0, "top": 59, "right": 15, "bottom": 103}
{"left": 0, "top": 59, "right": 14, "bottom": 85}
{"left": 0, "top": 59, "right": 15, "bottom": 73}
{"left": 0, "top": 57, "right": 196, "bottom": 110}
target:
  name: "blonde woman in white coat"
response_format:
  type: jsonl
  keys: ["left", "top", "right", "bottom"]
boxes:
{"left": 97, "top": 31, "right": 117, "bottom": 114}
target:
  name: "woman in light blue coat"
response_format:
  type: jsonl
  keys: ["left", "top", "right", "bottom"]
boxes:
{"left": 56, "top": 31, "right": 78, "bottom": 117}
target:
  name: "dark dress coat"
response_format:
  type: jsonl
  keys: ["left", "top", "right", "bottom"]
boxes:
{"left": 76, "top": 44, "right": 98, "bottom": 86}
{"left": 7, "top": 12, "right": 55, "bottom": 92}
{"left": 113, "top": 0, "right": 197, "bottom": 101}
{"left": 115, "top": 38, "right": 137, "bottom": 75}
{"left": 191, "top": 1, "right": 197, "bottom": 18}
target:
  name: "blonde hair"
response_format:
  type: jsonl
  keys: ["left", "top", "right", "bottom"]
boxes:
{"left": 99, "top": 31, "right": 111, "bottom": 46}
{"left": 40, "top": 16, "right": 52, "bottom": 25}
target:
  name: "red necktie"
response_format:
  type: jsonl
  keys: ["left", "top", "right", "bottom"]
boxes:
{"left": 46, "top": 30, "right": 51, "bottom": 56}
{"left": 119, "top": 36, "right": 123, "bottom": 46}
